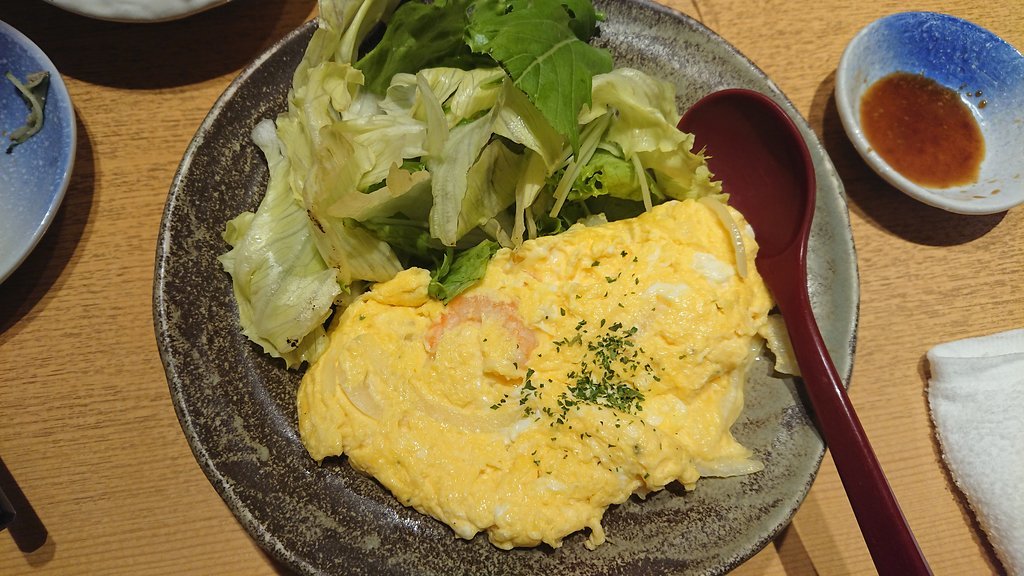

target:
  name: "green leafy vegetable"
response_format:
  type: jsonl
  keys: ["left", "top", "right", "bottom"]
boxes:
{"left": 427, "top": 100, "right": 501, "bottom": 245}
{"left": 457, "top": 124, "right": 528, "bottom": 238}
{"left": 219, "top": 0, "right": 721, "bottom": 369}
{"left": 466, "top": 0, "right": 613, "bottom": 151}
{"left": 355, "top": 0, "right": 612, "bottom": 152}
{"left": 355, "top": 0, "right": 491, "bottom": 94}
{"left": 218, "top": 121, "right": 341, "bottom": 368}
{"left": 569, "top": 149, "right": 654, "bottom": 203}
{"left": 582, "top": 68, "right": 718, "bottom": 201}
{"left": 360, "top": 216, "right": 444, "bottom": 263}
{"left": 428, "top": 239, "right": 501, "bottom": 302}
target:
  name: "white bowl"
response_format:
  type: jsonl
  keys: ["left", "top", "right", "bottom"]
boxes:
{"left": 836, "top": 12, "right": 1024, "bottom": 215}
{"left": 44, "top": 0, "right": 232, "bottom": 23}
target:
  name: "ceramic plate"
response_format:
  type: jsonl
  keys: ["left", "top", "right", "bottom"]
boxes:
{"left": 0, "top": 20, "right": 75, "bottom": 285}
{"left": 44, "top": 0, "right": 232, "bottom": 22}
{"left": 155, "top": 1, "right": 859, "bottom": 574}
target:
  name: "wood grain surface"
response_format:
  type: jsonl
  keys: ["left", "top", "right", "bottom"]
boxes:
{"left": 1, "top": 0, "right": 1021, "bottom": 574}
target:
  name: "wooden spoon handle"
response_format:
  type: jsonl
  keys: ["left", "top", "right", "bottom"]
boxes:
{"left": 773, "top": 263, "right": 932, "bottom": 575}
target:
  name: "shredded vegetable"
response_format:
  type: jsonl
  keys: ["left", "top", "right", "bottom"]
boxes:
{"left": 699, "top": 195, "right": 748, "bottom": 278}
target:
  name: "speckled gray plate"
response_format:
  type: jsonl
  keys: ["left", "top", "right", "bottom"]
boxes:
{"left": 154, "top": 1, "right": 859, "bottom": 574}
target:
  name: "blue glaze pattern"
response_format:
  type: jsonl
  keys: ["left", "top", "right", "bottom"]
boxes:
{"left": 868, "top": 12, "right": 1024, "bottom": 94}
{"left": 0, "top": 20, "right": 76, "bottom": 283}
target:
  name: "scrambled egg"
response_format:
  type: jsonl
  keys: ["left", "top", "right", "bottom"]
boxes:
{"left": 297, "top": 199, "right": 773, "bottom": 550}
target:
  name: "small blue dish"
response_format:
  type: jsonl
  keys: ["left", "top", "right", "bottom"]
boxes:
{"left": 836, "top": 12, "right": 1024, "bottom": 215}
{"left": 0, "top": 20, "right": 76, "bottom": 284}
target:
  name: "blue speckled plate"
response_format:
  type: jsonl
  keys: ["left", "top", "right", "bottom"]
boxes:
{"left": 836, "top": 12, "right": 1024, "bottom": 215}
{"left": 0, "top": 20, "right": 76, "bottom": 284}
{"left": 155, "top": 1, "right": 859, "bottom": 574}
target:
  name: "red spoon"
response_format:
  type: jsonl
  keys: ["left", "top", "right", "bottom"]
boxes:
{"left": 679, "top": 89, "right": 931, "bottom": 575}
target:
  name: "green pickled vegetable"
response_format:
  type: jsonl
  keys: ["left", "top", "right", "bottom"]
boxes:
{"left": 5, "top": 71, "right": 50, "bottom": 154}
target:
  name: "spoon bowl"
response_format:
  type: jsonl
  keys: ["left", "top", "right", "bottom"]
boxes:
{"left": 679, "top": 89, "right": 931, "bottom": 575}
{"left": 680, "top": 90, "right": 813, "bottom": 260}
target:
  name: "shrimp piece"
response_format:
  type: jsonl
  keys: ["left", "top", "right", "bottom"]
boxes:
{"left": 425, "top": 295, "right": 538, "bottom": 365}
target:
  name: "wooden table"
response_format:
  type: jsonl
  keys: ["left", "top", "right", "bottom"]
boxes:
{"left": 1, "top": 0, "right": 1020, "bottom": 574}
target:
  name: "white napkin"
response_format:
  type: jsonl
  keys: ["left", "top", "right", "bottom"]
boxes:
{"left": 927, "top": 328, "right": 1024, "bottom": 575}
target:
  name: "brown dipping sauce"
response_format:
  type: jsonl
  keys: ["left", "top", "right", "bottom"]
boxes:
{"left": 860, "top": 72, "right": 985, "bottom": 188}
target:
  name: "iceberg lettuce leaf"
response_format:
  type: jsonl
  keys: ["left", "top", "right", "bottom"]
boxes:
{"left": 427, "top": 106, "right": 498, "bottom": 245}
{"left": 493, "top": 78, "right": 566, "bottom": 171}
{"left": 381, "top": 68, "right": 504, "bottom": 129}
{"left": 302, "top": 124, "right": 406, "bottom": 283}
{"left": 568, "top": 149, "right": 652, "bottom": 203}
{"left": 218, "top": 122, "right": 340, "bottom": 368}
{"left": 510, "top": 151, "right": 548, "bottom": 245}
{"left": 583, "top": 67, "right": 686, "bottom": 156}
{"left": 457, "top": 139, "right": 527, "bottom": 239}
{"left": 583, "top": 68, "right": 721, "bottom": 200}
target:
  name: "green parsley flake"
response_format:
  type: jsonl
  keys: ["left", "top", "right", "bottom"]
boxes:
{"left": 555, "top": 322, "right": 647, "bottom": 418}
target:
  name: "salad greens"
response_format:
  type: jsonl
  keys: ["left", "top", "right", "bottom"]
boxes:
{"left": 219, "top": 0, "right": 720, "bottom": 368}
{"left": 428, "top": 239, "right": 501, "bottom": 303}
{"left": 465, "top": 0, "right": 613, "bottom": 152}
